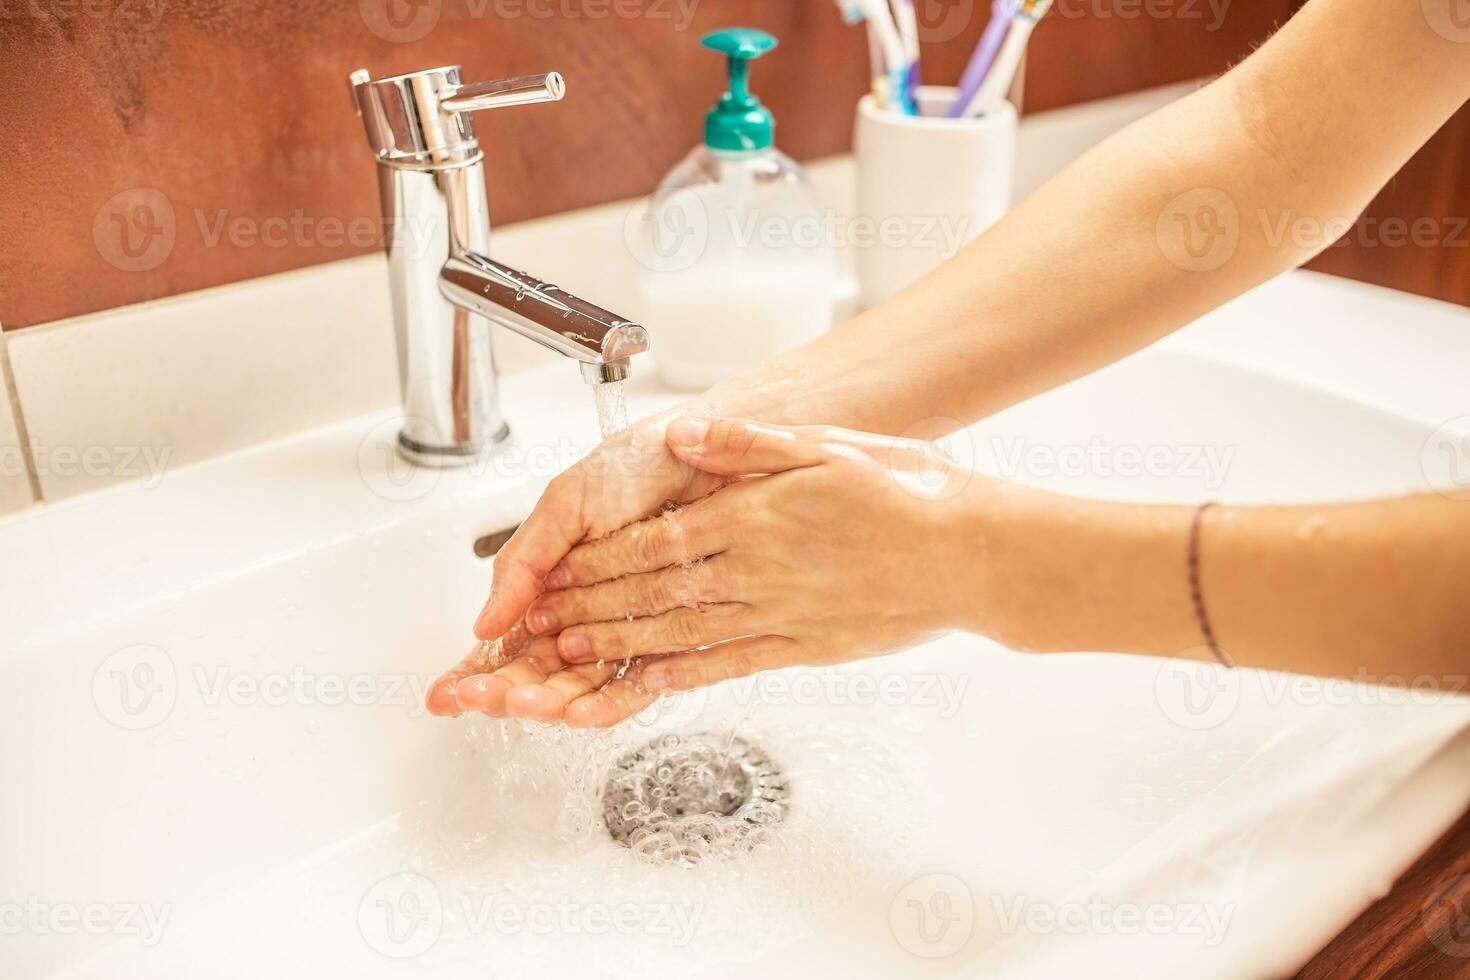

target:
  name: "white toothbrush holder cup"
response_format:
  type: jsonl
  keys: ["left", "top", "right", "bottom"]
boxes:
{"left": 854, "top": 87, "right": 1017, "bottom": 309}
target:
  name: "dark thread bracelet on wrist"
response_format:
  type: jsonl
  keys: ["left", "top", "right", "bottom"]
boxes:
{"left": 1188, "top": 502, "right": 1235, "bottom": 668}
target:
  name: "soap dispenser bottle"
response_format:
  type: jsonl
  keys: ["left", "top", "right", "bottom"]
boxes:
{"left": 634, "top": 28, "right": 836, "bottom": 390}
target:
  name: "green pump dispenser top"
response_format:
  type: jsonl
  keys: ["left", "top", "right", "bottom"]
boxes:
{"left": 701, "top": 28, "right": 779, "bottom": 153}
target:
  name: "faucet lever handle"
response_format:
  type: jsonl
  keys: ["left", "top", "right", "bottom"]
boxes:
{"left": 441, "top": 73, "right": 566, "bottom": 114}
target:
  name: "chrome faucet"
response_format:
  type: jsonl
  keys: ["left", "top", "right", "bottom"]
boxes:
{"left": 348, "top": 66, "right": 651, "bottom": 466}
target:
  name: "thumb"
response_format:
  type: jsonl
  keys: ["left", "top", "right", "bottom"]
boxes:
{"left": 664, "top": 417, "right": 829, "bottom": 477}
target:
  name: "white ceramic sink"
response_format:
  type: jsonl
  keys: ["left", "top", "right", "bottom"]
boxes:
{"left": 3, "top": 272, "right": 1468, "bottom": 979}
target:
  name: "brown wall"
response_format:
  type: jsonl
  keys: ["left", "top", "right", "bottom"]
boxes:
{"left": 0, "top": 0, "right": 1461, "bottom": 331}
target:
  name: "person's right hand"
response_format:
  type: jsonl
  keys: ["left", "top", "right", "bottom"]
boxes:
{"left": 424, "top": 407, "right": 727, "bottom": 721}
{"left": 473, "top": 408, "right": 728, "bottom": 639}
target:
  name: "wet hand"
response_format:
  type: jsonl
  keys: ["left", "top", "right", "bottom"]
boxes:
{"left": 424, "top": 619, "right": 665, "bottom": 727}
{"left": 470, "top": 410, "right": 726, "bottom": 643}
{"left": 520, "top": 417, "right": 986, "bottom": 700}
{"left": 427, "top": 409, "right": 726, "bottom": 726}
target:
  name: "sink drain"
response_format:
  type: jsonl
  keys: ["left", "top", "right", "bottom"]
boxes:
{"left": 603, "top": 732, "right": 790, "bottom": 865}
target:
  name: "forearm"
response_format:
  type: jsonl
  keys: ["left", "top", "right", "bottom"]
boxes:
{"left": 965, "top": 487, "right": 1470, "bottom": 682}
{"left": 697, "top": 0, "right": 1470, "bottom": 436}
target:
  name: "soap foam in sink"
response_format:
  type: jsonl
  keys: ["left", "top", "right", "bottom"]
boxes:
{"left": 390, "top": 704, "right": 927, "bottom": 974}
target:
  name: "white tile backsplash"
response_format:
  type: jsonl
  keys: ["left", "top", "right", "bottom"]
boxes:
{"left": 0, "top": 347, "right": 37, "bottom": 516}
{"left": 7, "top": 257, "right": 400, "bottom": 500}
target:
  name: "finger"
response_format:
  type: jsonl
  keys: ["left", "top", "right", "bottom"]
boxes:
{"left": 505, "top": 659, "right": 635, "bottom": 722}
{"left": 426, "top": 635, "right": 522, "bottom": 717}
{"left": 525, "top": 556, "right": 735, "bottom": 634}
{"left": 665, "top": 417, "right": 831, "bottom": 477}
{"left": 637, "top": 635, "right": 800, "bottom": 694}
{"left": 557, "top": 603, "right": 753, "bottom": 664}
{"left": 453, "top": 636, "right": 563, "bottom": 717}
{"left": 549, "top": 489, "right": 747, "bottom": 590}
{"left": 426, "top": 657, "right": 479, "bottom": 717}
{"left": 473, "top": 468, "right": 590, "bottom": 640}
{"left": 564, "top": 674, "right": 661, "bottom": 729}
{"left": 452, "top": 672, "right": 519, "bottom": 717}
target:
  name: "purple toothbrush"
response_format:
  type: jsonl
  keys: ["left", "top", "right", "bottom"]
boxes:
{"left": 948, "top": 0, "right": 1017, "bottom": 118}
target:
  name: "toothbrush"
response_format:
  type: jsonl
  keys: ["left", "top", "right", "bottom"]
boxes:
{"left": 948, "top": 0, "right": 1017, "bottom": 119}
{"left": 856, "top": 0, "right": 912, "bottom": 112}
{"left": 836, "top": 0, "right": 890, "bottom": 104}
{"left": 836, "top": 0, "right": 916, "bottom": 114}
{"left": 890, "top": 0, "right": 922, "bottom": 111}
{"left": 958, "top": 0, "right": 1051, "bottom": 118}
{"left": 867, "top": 29, "right": 887, "bottom": 105}
{"left": 890, "top": 0, "right": 919, "bottom": 60}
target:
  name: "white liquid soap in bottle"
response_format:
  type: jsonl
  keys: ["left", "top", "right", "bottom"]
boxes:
{"left": 634, "top": 28, "right": 836, "bottom": 390}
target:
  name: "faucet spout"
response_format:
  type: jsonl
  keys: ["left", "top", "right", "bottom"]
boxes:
{"left": 349, "top": 62, "right": 652, "bottom": 466}
{"left": 440, "top": 253, "right": 650, "bottom": 384}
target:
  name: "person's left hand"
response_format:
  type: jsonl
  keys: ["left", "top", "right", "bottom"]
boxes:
{"left": 481, "top": 416, "right": 991, "bottom": 725}
{"left": 423, "top": 618, "right": 665, "bottom": 728}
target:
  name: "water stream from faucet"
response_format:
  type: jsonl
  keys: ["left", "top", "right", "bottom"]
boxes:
{"left": 465, "top": 382, "right": 627, "bottom": 678}
{"left": 592, "top": 379, "right": 630, "bottom": 440}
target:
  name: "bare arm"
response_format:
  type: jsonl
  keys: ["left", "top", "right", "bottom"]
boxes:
{"left": 487, "top": 422, "right": 1470, "bottom": 730}
{"left": 972, "top": 490, "right": 1470, "bottom": 681}
{"left": 465, "top": 0, "right": 1468, "bottom": 661}
{"left": 699, "top": 0, "right": 1470, "bottom": 433}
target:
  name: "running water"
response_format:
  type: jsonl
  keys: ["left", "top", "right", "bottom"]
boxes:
{"left": 465, "top": 382, "right": 629, "bottom": 677}
{"left": 593, "top": 379, "right": 629, "bottom": 440}
{"left": 597, "top": 380, "right": 635, "bottom": 687}
{"left": 465, "top": 381, "right": 767, "bottom": 855}
{"left": 387, "top": 378, "right": 921, "bottom": 968}
{"left": 459, "top": 381, "right": 643, "bottom": 843}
